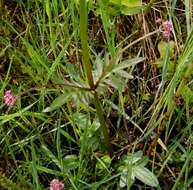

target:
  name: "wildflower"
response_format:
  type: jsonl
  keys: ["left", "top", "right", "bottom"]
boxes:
{"left": 50, "top": 179, "right": 64, "bottom": 190}
{"left": 3, "top": 90, "right": 17, "bottom": 106}
{"left": 162, "top": 20, "right": 173, "bottom": 40}
{"left": 162, "top": 30, "right": 171, "bottom": 40}
{"left": 163, "top": 21, "right": 173, "bottom": 32}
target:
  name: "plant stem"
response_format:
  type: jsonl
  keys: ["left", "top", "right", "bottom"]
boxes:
{"left": 79, "top": 0, "right": 111, "bottom": 152}
{"left": 93, "top": 92, "right": 112, "bottom": 152}
{"left": 79, "top": 0, "right": 94, "bottom": 89}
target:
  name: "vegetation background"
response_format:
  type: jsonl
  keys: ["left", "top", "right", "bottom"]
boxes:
{"left": 1, "top": 0, "right": 193, "bottom": 189}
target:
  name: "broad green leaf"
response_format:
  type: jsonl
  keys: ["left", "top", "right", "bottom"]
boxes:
{"left": 110, "top": 0, "right": 141, "bottom": 7}
{"left": 133, "top": 166, "right": 159, "bottom": 187}
{"left": 110, "top": 0, "right": 143, "bottom": 15}
{"left": 43, "top": 93, "right": 72, "bottom": 112}
{"left": 121, "top": 6, "right": 143, "bottom": 15}
{"left": 122, "top": 0, "right": 142, "bottom": 7}
{"left": 158, "top": 40, "right": 175, "bottom": 59}
{"left": 63, "top": 155, "right": 78, "bottom": 170}
{"left": 109, "top": 0, "right": 121, "bottom": 5}
{"left": 156, "top": 40, "right": 175, "bottom": 72}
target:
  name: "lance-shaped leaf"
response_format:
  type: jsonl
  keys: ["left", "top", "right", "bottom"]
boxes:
{"left": 43, "top": 92, "right": 73, "bottom": 112}
{"left": 133, "top": 166, "right": 159, "bottom": 187}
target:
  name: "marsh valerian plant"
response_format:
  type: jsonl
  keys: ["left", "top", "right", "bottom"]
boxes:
{"left": 43, "top": 0, "right": 145, "bottom": 152}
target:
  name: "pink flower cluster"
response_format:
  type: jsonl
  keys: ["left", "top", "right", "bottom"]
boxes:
{"left": 162, "top": 21, "right": 173, "bottom": 40}
{"left": 50, "top": 179, "right": 64, "bottom": 190}
{"left": 3, "top": 90, "right": 17, "bottom": 106}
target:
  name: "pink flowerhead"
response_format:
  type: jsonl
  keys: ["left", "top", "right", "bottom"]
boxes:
{"left": 162, "top": 20, "right": 173, "bottom": 40}
{"left": 163, "top": 21, "right": 173, "bottom": 32}
{"left": 50, "top": 179, "right": 64, "bottom": 190}
{"left": 162, "top": 30, "right": 171, "bottom": 40}
{"left": 3, "top": 90, "right": 17, "bottom": 106}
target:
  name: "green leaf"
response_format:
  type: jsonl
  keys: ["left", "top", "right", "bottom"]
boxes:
{"left": 105, "top": 74, "right": 127, "bottom": 92}
{"left": 41, "top": 145, "right": 62, "bottom": 170}
{"left": 105, "top": 57, "right": 144, "bottom": 78}
{"left": 96, "top": 155, "right": 112, "bottom": 170}
{"left": 109, "top": 0, "right": 143, "bottom": 15}
{"left": 43, "top": 92, "right": 72, "bottom": 112}
{"left": 122, "top": 0, "right": 142, "bottom": 7}
{"left": 63, "top": 155, "right": 78, "bottom": 170}
{"left": 22, "top": 38, "right": 50, "bottom": 74}
{"left": 116, "top": 70, "right": 134, "bottom": 79}
{"left": 156, "top": 40, "right": 175, "bottom": 72}
{"left": 182, "top": 86, "right": 193, "bottom": 103}
{"left": 109, "top": 0, "right": 121, "bottom": 5}
{"left": 121, "top": 6, "right": 143, "bottom": 15}
{"left": 73, "top": 112, "right": 89, "bottom": 130}
{"left": 133, "top": 166, "right": 159, "bottom": 187}
{"left": 37, "top": 166, "right": 63, "bottom": 176}
{"left": 110, "top": 0, "right": 141, "bottom": 7}
{"left": 128, "top": 151, "right": 143, "bottom": 164}
{"left": 158, "top": 40, "right": 175, "bottom": 60}
{"left": 119, "top": 171, "right": 135, "bottom": 188}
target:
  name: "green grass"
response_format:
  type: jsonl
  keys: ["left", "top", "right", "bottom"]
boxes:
{"left": 1, "top": 0, "right": 193, "bottom": 189}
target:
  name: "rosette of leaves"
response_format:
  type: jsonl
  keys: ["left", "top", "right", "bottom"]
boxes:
{"left": 43, "top": 52, "right": 144, "bottom": 113}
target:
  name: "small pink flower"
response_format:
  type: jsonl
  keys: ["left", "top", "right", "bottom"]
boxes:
{"left": 162, "top": 30, "right": 171, "bottom": 40}
{"left": 50, "top": 179, "right": 64, "bottom": 190}
{"left": 163, "top": 21, "right": 173, "bottom": 32}
{"left": 162, "top": 20, "right": 173, "bottom": 40}
{"left": 3, "top": 90, "right": 17, "bottom": 106}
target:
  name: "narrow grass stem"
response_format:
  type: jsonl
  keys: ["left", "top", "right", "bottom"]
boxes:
{"left": 176, "top": 62, "right": 193, "bottom": 97}
{"left": 147, "top": 61, "right": 193, "bottom": 154}
{"left": 147, "top": 109, "right": 173, "bottom": 155}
